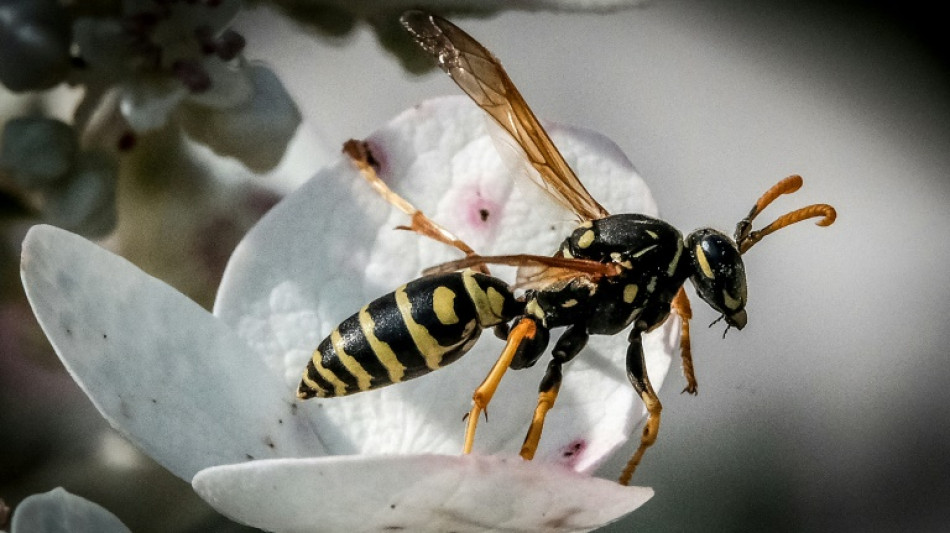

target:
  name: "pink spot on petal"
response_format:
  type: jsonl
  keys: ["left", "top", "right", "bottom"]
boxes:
{"left": 428, "top": 184, "right": 504, "bottom": 250}
{"left": 464, "top": 193, "right": 500, "bottom": 231}
{"left": 557, "top": 438, "right": 588, "bottom": 469}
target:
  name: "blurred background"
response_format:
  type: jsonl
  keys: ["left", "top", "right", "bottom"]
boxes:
{"left": 2, "top": 0, "right": 948, "bottom": 531}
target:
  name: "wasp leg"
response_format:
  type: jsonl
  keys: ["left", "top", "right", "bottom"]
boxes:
{"left": 618, "top": 332, "right": 662, "bottom": 486}
{"left": 671, "top": 287, "right": 697, "bottom": 395}
{"left": 343, "top": 139, "right": 487, "bottom": 272}
{"left": 464, "top": 317, "right": 547, "bottom": 454}
{"left": 520, "top": 325, "right": 588, "bottom": 460}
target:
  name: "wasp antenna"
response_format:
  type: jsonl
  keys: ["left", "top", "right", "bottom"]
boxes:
{"left": 739, "top": 203, "right": 837, "bottom": 254}
{"left": 735, "top": 175, "right": 803, "bottom": 244}
{"left": 752, "top": 175, "right": 803, "bottom": 216}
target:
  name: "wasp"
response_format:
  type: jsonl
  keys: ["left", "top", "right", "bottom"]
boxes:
{"left": 297, "top": 10, "right": 836, "bottom": 484}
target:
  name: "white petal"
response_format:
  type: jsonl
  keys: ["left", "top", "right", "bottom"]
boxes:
{"left": 179, "top": 65, "right": 301, "bottom": 172}
{"left": 118, "top": 76, "right": 187, "bottom": 132}
{"left": 183, "top": 58, "right": 254, "bottom": 110}
{"left": 20, "top": 225, "right": 326, "bottom": 481}
{"left": 11, "top": 487, "right": 130, "bottom": 533}
{"left": 193, "top": 454, "right": 653, "bottom": 533}
{"left": 215, "top": 96, "right": 673, "bottom": 471}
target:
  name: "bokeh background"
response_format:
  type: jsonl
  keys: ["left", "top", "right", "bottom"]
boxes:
{"left": 3, "top": 0, "right": 948, "bottom": 531}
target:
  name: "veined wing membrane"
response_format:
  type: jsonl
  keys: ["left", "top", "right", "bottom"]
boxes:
{"left": 422, "top": 254, "right": 621, "bottom": 291}
{"left": 401, "top": 10, "right": 610, "bottom": 222}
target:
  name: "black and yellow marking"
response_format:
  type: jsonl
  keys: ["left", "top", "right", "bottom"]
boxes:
{"left": 298, "top": 271, "right": 522, "bottom": 399}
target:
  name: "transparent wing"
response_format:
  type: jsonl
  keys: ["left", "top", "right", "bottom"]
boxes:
{"left": 513, "top": 264, "right": 599, "bottom": 292}
{"left": 422, "top": 253, "right": 620, "bottom": 291}
{"left": 401, "top": 10, "right": 610, "bottom": 222}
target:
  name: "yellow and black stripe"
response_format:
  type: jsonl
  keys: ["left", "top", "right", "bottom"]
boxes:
{"left": 298, "top": 271, "right": 522, "bottom": 398}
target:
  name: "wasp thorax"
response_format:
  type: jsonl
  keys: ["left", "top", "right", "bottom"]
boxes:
{"left": 686, "top": 228, "right": 748, "bottom": 329}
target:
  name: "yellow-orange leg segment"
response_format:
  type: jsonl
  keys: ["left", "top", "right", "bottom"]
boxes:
{"left": 619, "top": 390, "right": 662, "bottom": 486}
{"left": 463, "top": 317, "right": 538, "bottom": 454}
{"left": 519, "top": 323, "right": 587, "bottom": 460}
{"left": 343, "top": 139, "right": 488, "bottom": 272}
{"left": 618, "top": 334, "right": 663, "bottom": 486}
{"left": 671, "top": 287, "right": 697, "bottom": 395}
{"left": 519, "top": 384, "right": 560, "bottom": 460}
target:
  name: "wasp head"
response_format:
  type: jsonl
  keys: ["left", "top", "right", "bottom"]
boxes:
{"left": 685, "top": 228, "right": 748, "bottom": 329}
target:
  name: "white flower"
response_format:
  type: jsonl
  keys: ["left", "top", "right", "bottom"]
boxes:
{"left": 71, "top": 0, "right": 300, "bottom": 172}
{"left": 21, "top": 96, "right": 676, "bottom": 532}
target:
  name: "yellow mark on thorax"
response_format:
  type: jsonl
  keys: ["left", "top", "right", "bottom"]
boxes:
{"left": 668, "top": 239, "right": 684, "bottom": 276}
{"left": 525, "top": 299, "right": 546, "bottom": 326}
{"left": 623, "top": 284, "right": 639, "bottom": 304}
{"left": 631, "top": 244, "right": 658, "bottom": 258}
{"left": 577, "top": 229, "right": 596, "bottom": 249}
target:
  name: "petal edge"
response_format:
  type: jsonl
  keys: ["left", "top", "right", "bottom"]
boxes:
{"left": 194, "top": 454, "right": 653, "bottom": 533}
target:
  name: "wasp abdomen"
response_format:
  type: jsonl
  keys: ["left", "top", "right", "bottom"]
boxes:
{"left": 298, "top": 271, "right": 522, "bottom": 399}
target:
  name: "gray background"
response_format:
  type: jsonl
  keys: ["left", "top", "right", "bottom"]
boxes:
{"left": 241, "top": 0, "right": 949, "bottom": 531}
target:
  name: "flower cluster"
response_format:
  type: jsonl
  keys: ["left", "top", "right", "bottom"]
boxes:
{"left": 69, "top": 0, "right": 299, "bottom": 171}
{"left": 0, "top": 0, "right": 301, "bottom": 238}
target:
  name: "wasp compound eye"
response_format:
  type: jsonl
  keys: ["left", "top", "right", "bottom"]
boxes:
{"left": 686, "top": 229, "right": 748, "bottom": 329}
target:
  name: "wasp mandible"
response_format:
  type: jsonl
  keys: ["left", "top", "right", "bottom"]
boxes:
{"left": 297, "top": 11, "right": 837, "bottom": 484}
